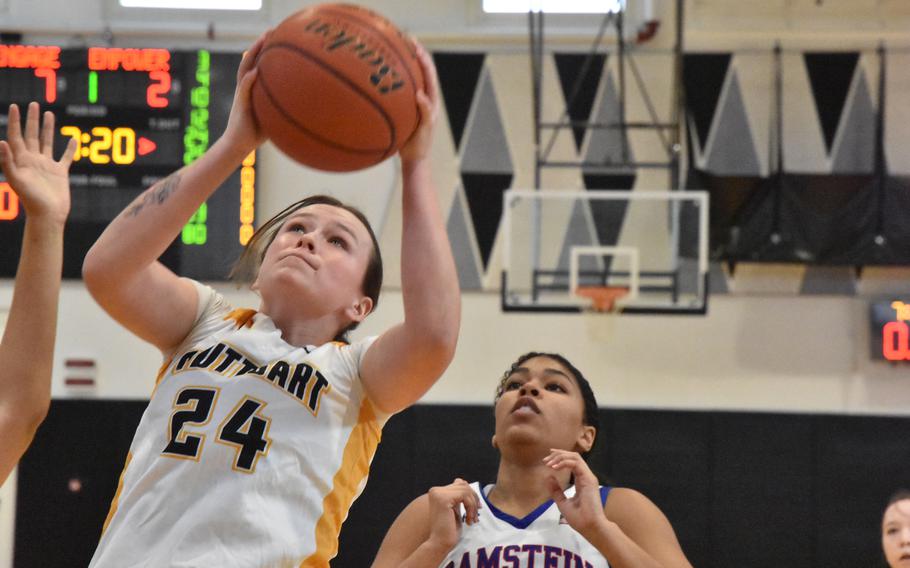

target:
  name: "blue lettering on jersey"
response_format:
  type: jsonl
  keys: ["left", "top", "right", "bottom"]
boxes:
{"left": 523, "top": 544, "right": 542, "bottom": 567}
{"left": 503, "top": 545, "right": 521, "bottom": 568}
{"left": 477, "top": 545, "right": 502, "bottom": 567}
{"left": 447, "top": 545, "right": 597, "bottom": 567}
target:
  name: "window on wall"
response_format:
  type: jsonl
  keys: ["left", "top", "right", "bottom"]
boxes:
{"left": 119, "top": 0, "right": 261, "bottom": 9}
{"left": 483, "top": 0, "right": 623, "bottom": 13}
{"left": 475, "top": 0, "right": 648, "bottom": 39}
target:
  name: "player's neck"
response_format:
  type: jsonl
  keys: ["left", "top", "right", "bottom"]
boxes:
{"left": 489, "top": 458, "right": 571, "bottom": 517}
{"left": 262, "top": 304, "right": 342, "bottom": 347}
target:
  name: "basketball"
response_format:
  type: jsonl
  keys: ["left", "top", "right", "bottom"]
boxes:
{"left": 250, "top": 3, "right": 424, "bottom": 172}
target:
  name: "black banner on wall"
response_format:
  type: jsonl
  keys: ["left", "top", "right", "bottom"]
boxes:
{"left": 683, "top": 50, "right": 910, "bottom": 266}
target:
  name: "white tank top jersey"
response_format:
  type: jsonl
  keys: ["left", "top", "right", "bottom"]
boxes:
{"left": 89, "top": 281, "right": 387, "bottom": 568}
{"left": 440, "top": 482, "right": 612, "bottom": 568}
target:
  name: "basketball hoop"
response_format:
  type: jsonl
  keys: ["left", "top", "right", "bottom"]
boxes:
{"left": 574, "top": 286, "right": 629, "bottom": 313}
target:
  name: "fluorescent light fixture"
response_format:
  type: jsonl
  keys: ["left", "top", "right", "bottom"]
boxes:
{"left": 119, "top": 0, "right": 262, "bottom": 9}
{"left": 483, "top": 0, "right": 622, "bottom": 13}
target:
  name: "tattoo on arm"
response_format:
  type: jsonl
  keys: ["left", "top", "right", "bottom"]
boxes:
{"left": 125, "top": 174, "right": 182, "bottom": 218}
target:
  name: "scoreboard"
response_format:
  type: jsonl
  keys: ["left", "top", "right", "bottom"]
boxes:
{"left": 871, "top": 299, "right": 910, "bottom": 363}
{"left": 0, "top": 44, "right": 256, "bottom": 280}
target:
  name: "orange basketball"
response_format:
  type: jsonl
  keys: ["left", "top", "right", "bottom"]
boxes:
{"left": 251, "top": 3, "right": 424, "bottom": 172}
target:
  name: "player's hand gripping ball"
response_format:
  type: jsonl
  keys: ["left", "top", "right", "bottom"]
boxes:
{"left": 251, "top": 3, "right": 425, "bottom": 172}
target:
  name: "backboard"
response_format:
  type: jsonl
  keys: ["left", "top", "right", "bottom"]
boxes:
{"left": 501, "top": 189, "right": 710, "bottom": 314}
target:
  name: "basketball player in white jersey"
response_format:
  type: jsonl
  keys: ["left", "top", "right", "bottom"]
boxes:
{"left": 0, "top": 102, "right": 76, "bottom": 485}
{"left": 372, "top": 352, "right": 693, "bottom": 568}
{"left": 83, "top": 34, "right": 459, "bottom": 567}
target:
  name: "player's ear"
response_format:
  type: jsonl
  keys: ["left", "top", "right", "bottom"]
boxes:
{"left": 491, "top": 435, "right": 498, "bottom": 450}
{"left": 345, "top": 296, "right": 373, "bottom": 323}
{"left": 576, "top": 425, "right": 595, "bottom": 454}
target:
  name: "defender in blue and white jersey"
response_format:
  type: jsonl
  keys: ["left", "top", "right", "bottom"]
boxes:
{"left": 372, "top": 353, "right": 692, "bottom": 568}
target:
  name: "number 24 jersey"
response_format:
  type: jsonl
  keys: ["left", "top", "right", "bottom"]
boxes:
{"left": 90, "top": 281, "right": 387, "bottom": 568}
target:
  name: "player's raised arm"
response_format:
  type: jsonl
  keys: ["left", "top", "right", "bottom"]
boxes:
{"left": 86, "top": 12, "right": 454, "bottom": 568}
{"left": 360, "top": 42, "right": 461, "bottom": 415}
{"left": 0, "top": 102, "right": 76, "bottom": 483}
{"left": 82, "top": 34, "right": 267, "bottom": 352}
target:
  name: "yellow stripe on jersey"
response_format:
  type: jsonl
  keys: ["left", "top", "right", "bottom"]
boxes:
{"left": 224, "top": 308, "right": 257, "bottom": 329}
{"left": 299, "top": 399, "right": 383, "bottom": 567}
{"left": 153, "top": 356, "right": 176, "bottom": 389}
{"left": 104, "top": 358, "right": 172, "bottom": 536}
{"left": 100, "top": 451, "right": 132, "bottom": 536}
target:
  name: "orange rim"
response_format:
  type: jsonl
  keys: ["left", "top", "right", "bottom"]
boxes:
{"left": 574, "top": 286, "right": 629, "bottom": 313}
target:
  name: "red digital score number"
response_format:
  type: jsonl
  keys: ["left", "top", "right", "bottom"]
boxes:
{"left": 0, "top": 45, "right": 60, "bottom": 103}
{"left": 883, "top": 301, "right": 910, "bottom": 361}
{"left": 0, "top": 182, "right": 20, "bottom": 221}
{"left": 87, "top": 48, "right": 172, "bottom": 108}
{"left": 883, "top": 322, "right": 909, "bottom": 361}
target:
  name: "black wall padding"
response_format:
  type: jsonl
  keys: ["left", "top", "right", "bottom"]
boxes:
{"left": 606, "top": 410, "right": 712, "bottom": 567}
{"left": 14, "top": 399, "right": 146, "bottom": 568}
{"left": 710, "top": 414, "right": 816, "bottom": 567}
{"left": 12, "top": 401, "right": 910, "bottom": 568}
{"left": 337, "top": 407, "right": 910, "bottom": 568}
{"left": 815, "top": 416, "right": 910, "bottom": 567}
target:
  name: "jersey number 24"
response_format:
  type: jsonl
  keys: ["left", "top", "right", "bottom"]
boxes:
{"left": 162, "top": 386, "right": 272, "bottom": 473}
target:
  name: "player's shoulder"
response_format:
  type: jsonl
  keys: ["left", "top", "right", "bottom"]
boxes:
{"left": 310, "top": 335, "right": 376, "bottom": 352}
{"left": 184, "top": 279, "right": 237, "bottom": 324}
{"left": 604, "top": 486, "right": 650, "bottom": 509}
{"left": 393, "top": 490, "right": 433, "bottom": 526}
{"left": 604, "top": 486, "right": 669, "bottom": 527}
{"left": 308, "top": 335, "right": 378, "bottom": 370}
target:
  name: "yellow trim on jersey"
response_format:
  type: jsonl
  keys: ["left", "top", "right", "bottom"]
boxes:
{"left": 299, "top": 399, "right": 383, "bottom": 567}
{"left": 153, "top": 357, "right": 175, "bottom": 389}
{"left": 100, "top": 451, "right": 132, "bottom": 536}
{"left": 224, "top": 308, "right": 257, "bottom": 329}
{"left": 103, "top": 358, "right": 172, "bottom": 536}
